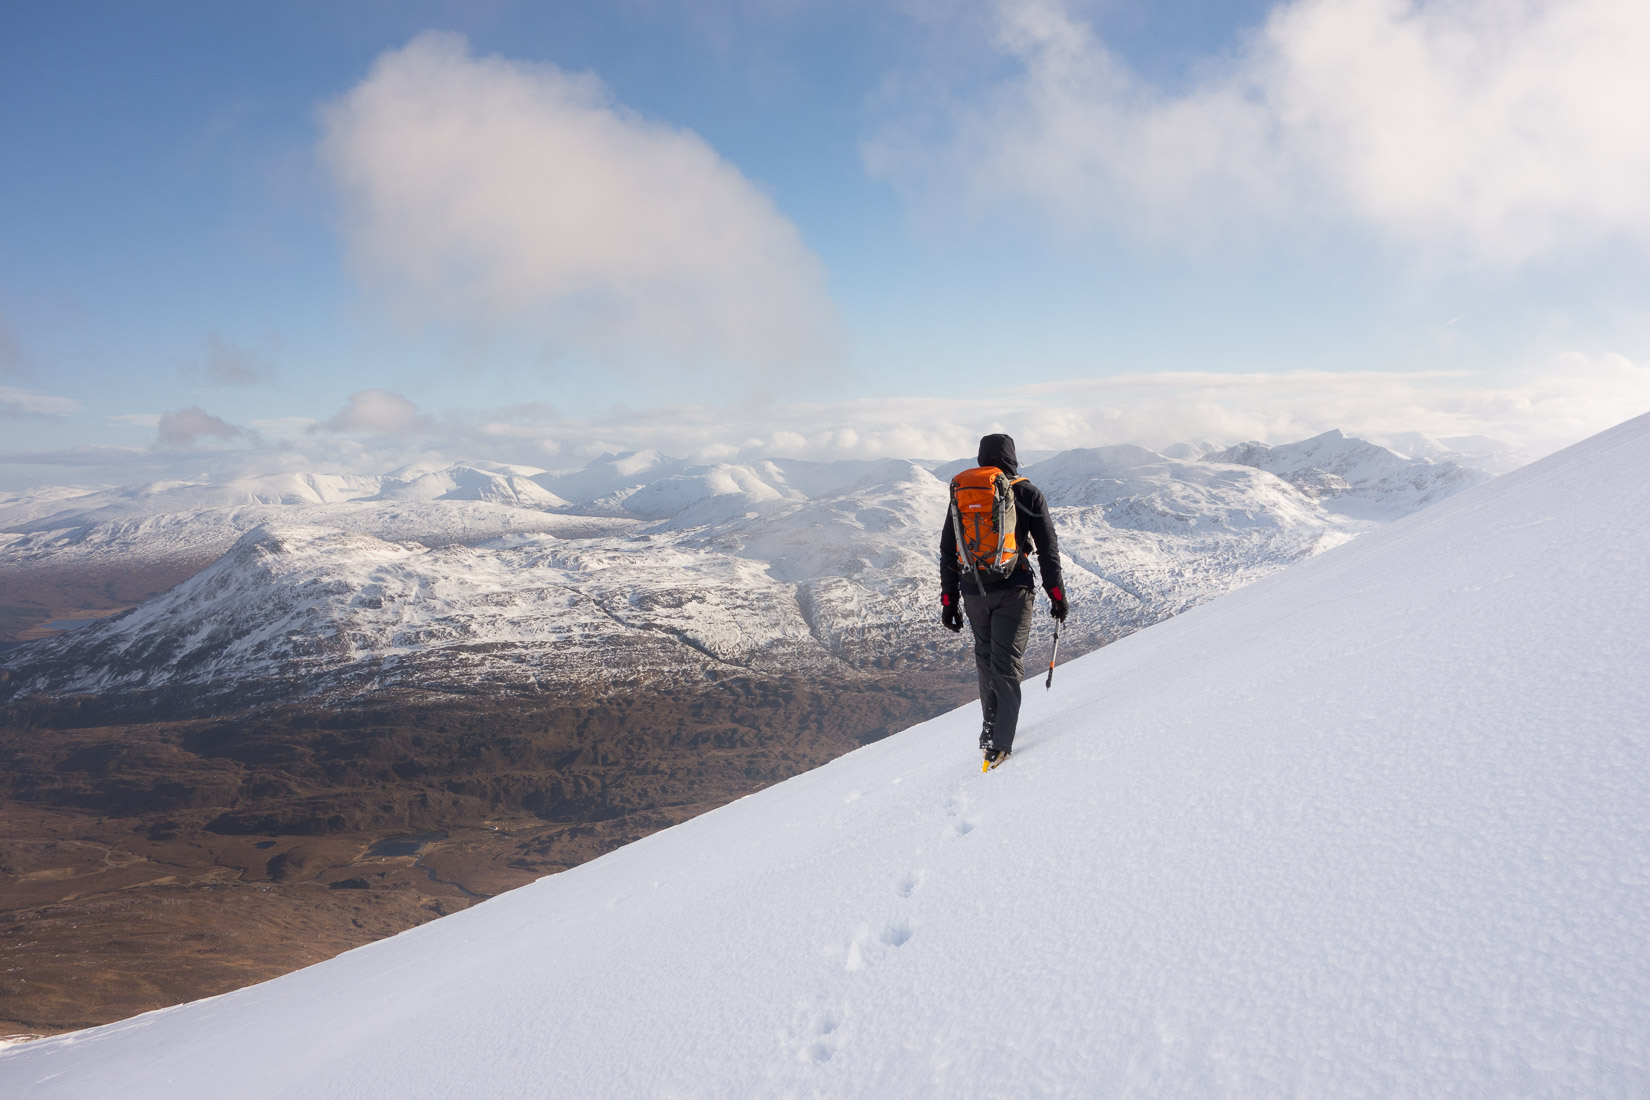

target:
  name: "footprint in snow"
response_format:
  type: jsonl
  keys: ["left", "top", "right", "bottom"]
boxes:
{"left": 788, "top": 1004, "right": 841, "bottom": 1064}
{"left": 880, "top": 919, "right": 913, "bottom": 948}
{"left": 803, "top": 1010, "right": 839, "bottom": 1063}
{"left": 895, "top": 870, "right": 921, "bottom": 898}
{"left": 846, "top": 919, "right": 915, "bottom": 971}
{"left": 944, "top": 784, "right": 979, "bottom": 838}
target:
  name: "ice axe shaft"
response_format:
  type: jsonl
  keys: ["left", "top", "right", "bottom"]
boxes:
{"left": 1045, "top": 619, "right": 1061, "bottom": 689}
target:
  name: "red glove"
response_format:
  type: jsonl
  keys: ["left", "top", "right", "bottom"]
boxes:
{"left": 1047, "top": 586, "right": 1069, "bottom": 622}
{"left": 940, "top": 592, "right": 964, "bottom": 632}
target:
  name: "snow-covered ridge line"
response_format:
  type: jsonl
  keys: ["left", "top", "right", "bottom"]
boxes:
{"left": 0, "top": 418, "right": 1638, "bottom": 1098}
{"left": 1205, "top": 428, "right": 1492, "bottom": 519}
{"left": 0, "top": 431, "right": 1494, "bottom": 702}
{"left": 0, "top": 430, "right": 1499, "bottom": 533}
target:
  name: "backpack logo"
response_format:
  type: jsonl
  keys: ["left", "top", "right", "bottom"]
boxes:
{"left": 949, "top": 466, "right": 1025, "bottom": 589}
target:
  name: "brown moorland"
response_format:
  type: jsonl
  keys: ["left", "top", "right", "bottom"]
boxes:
{"left": 0, "top": 672, "right": 970, "bottom": 1040}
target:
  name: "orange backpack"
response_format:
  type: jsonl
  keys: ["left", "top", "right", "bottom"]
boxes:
{"left": 949, "top": 466, "right": 1027, "bottom": 590}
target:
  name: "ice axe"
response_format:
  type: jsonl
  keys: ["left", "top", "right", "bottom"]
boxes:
{"left": 1045, "top": 618, "right": 1061, "bottom": 689}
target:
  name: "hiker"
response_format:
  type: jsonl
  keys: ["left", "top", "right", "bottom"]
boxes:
{"left": 940, "top": 433, "right": 1068, "bottom": 767}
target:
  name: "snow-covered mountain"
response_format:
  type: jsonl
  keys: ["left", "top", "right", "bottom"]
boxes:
{"left": 1, "top": 417, "right": 1640, "bottom": 1097}
{"left": 1205, "top": 428, "right": 1493, "bottom": 519}
{"left": 0, "top": 433, "right": 1491, "bottom": 704}
{"left": 1373, "top": 430, "right": 1533, "bottom": 475}
{"left": 1, "top": 462, "right": 569, "bottom": 526}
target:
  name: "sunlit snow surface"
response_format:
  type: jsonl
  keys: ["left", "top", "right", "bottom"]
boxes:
{"left": 4, "top": 416, "right": 1647, "bottom": 1097}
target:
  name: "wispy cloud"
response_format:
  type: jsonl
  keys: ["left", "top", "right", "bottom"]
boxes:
{"left": 319, "top": 31, "right": 841, "bottom": 390}
{"left": 250, "top": 417, "right": 318, "bottom": 441}
{"left": 188, "top": 332, "right": 274, "bottom": 387}
{"left": 156, "top": 406, "right": 248, "bottom": 449}
{"left": 867, "top": 0, "right": 1650, "bottom": 264}
{"left": 0, "top": 444, "right": 149, "bottom": 468}
{"left": 1, "top": 386, "right": 81, "bottom": 418}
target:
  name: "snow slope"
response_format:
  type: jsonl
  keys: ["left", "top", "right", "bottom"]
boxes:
{"left": 3, "top": 416, "right": 1644, "bottom": 1096}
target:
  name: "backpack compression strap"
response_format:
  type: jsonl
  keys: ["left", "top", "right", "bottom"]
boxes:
{"left": 950, "top": 473, "right": 1029, "bottom": 598}
{"left": 950, "top": 494, "right": 989, "bottom": 598}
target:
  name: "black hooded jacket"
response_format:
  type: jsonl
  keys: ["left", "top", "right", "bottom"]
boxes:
{"left": 939, "top": 433, "right": 1064, "bottom": 599}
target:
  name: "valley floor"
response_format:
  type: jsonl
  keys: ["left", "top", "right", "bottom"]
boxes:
{"left": 0, "top": 673, "right": 970, "bottom": 1039}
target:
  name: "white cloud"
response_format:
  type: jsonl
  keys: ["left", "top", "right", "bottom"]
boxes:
{"left": 317, "top": 389, "right": 425, "bottom": 436}
{"left": 466, "top": 353, "right": 1649, "bottom": 466}
{"left": 156, "top": 406, "right": 247, "bottom": 448}
{"left": 250, "top": 416, "right": 318, "bottom": 441}
{"left": 1, "top": 386, "right": 81, "bottom": 418}
{"left": 319, "top": 31, "right": 840, "bottom": 386}
{"left": 993, "top": 356, "right": 1650, "bottom": 458}
{"left": 287, "top": 352, "right": 1650, "bottom": 469}
{"left": 13, "top": 354, "right": 1644, "bottom": 486}
{"left": 866, "top": 0, "right": 1650, "bottom": 263}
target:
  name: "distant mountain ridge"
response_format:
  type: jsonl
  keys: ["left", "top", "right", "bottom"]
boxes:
{"left": 1204, "top": 429, "right": 1493, "bottom": 518}
{"left": 0, "top": 432, "right": 1497, "bottom": 707}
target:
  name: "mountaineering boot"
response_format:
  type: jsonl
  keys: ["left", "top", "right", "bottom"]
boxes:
{"left": 982, "top": 747, "right": 1011, "bottom": 772}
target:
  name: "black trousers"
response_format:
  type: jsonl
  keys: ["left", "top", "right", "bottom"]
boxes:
{"left": 962, "top": 587, "right": 1034, "bottom": 751}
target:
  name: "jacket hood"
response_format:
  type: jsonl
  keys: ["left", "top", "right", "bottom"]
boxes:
{"left": 977, "top": 433, "right": 1019, "bottom": 477}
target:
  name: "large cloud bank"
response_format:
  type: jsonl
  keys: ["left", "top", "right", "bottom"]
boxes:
{"left": 868, "top": 0, "right": 1650, "bottom": 263}
{"left": 19, "top": 353, "right": 1636, "bottom": 489}
{"left": 320, "top": 32, "right": 839, "bottom": 384}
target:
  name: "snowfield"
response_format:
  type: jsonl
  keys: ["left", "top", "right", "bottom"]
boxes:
{"left": 2, "top": 415, "right": 1644, "bottom": 1097}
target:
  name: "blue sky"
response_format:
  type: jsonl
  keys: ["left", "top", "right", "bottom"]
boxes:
{"left": 4, "top": 0, "right": 1649, "bottom": 487}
